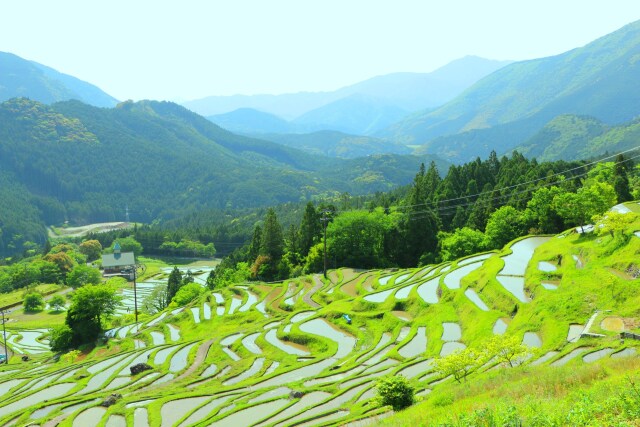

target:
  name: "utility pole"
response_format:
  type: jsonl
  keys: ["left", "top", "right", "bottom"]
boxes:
{"left": 132, "top": 262, "right": 138, "bottom": 332}
{"left": 320, "top": 210, "right": 331, "bottom": 279}
{"left": 1, "top": 310, "right": 9, "bottom": 364}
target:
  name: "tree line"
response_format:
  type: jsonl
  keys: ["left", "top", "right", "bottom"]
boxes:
{"left": 209, "top": 151, "right": 638, "bottom": 283}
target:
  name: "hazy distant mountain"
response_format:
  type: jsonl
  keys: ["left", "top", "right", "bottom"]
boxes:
{"left": 208, "top": 97, "right": 412, "bottom": 137}
{"left": 208, "top": 108, "right": 294, "bottom": 134}
{"left": 384, "top": 20, "right": 640, "bottom": 162}
{"left": 182, "top": 56, "right": 511, "bottom": 119}
{"left": 258, "top": 130, "right": 412, "bottom": 158}
{"left": 0, "top": 52, "right": 118, "bottom": 107}
{"left": 292, "top": 94, "right": 410, "bottom": 135}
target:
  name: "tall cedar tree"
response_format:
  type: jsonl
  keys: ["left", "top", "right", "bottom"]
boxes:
{"left": 299, "top": 202, "right": 321, "bottom": 257}
{"left": 614, "top": 154, "right": 633, "bottom": 202}
{"left": 166, "top": 266, "right": 183, "bottom": 302}
{"left": 401, "top": 163, "right": 440, "bottom": 266}
{"left": 260, "top": 208, "right": 284, "bottom": 262}
{"left": 248, "top": 225, "right": 262, "bottom": 261}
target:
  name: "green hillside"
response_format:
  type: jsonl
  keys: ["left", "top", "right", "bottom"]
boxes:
{"left": 387, "top": 20, "right": 640, "bottom": 161}
{"left": 0, "top": 98, "right": 446, "bottom": 257}
{"left": 1, "top": 210, "right": 639, "bottom": 426}
{"left": 258, "top": 130, "right": 411, "bottom": 159}
{"left": 0, "top": 51, "right": 118, "bottom": 107}
{"left": 516, "top": 115, "right": 640, "bottom": 162}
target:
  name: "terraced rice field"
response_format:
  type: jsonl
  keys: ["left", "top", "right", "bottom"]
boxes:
{"left": 3, "top": 236, "right": 639, "bottom": 426}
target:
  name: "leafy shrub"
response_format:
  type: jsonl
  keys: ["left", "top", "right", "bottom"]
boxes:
{"left": 24, "top": 292, "right": 45, "bottom": 312}
{"left": 48, "top": 294, "right": 66, "bottom": 311}
{"left": 49, "top": 324, "right": 73, "bottom": 352}
{"left": 376, "top": 375, "right": 415, "bottom": 411}
{"left": 172, "top": 282, "right": 204, "bottom": 306}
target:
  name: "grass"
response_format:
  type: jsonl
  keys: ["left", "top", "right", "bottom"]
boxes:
{"left": 0, "top": 283, "right": 61, "bottom": 309}
{"left": 379, "top": 355, "right": 640, "bottom": 426}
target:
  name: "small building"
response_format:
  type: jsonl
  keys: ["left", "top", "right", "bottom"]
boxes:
{"left": 101, "top": 242, "right": 136, "bottom": 280}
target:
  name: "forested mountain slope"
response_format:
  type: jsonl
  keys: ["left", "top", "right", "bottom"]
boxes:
{"left": 385, "top": 20, "right": 640, "bottom": 162}
{"left": 0, "top": 98, "right": 446, "bottom": 256}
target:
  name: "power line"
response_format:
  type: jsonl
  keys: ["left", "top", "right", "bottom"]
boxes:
{"left": 404, "top": 150, "right": 640, "bottom": 220}
{"left": 397, "top": 145, "right": 640, "bottom": 212}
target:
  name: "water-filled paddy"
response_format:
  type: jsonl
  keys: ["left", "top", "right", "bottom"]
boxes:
{"left": 493, "top": 319, "right": 508, "bottom": 335}
{"left": 583, "top": 348, "right": 615, "bottom": 363}
{"left": 567, "top": 324, "right": 583, "bottom": 342}
{"left": 500, "top": 237, "right": 550, "bottom": 276}
{"left": 363, "top": 288, "right": 394, "bottom": 303}
{"left": 264, "top": 329, "right": 310, "bottom": 356}
{"left": 223, "top": 357, "right": 265, "bottom": 385}
{"left": 465, "top": 288, "right": 489, "bottom": 311}
{"left": 444, "top": 262, "right": 483, "bottom": 289}
{"left": 169, "top": 343, "right": 197, "bottom": 372}
{"left": 417, "top": 277, "right": 440, "bottom": 304}
{"left": 299, "top": 318, "right": 356, "bottom": 359}
{"left": 522, "top": 332, "right": 542, "bottom": 348}
{"left": 496, "top": 276, "right": 529, "bottom": 303}
{"left": 242, "top": 333, "right": 262, "bottom": 354}
{"left": 538, "top": 261, "right": 557, "bottom": 272}
{"left": 398, "top": 327, "right": 427, "bottom": 358}
{"left": 441, "top": 323, "right": 461, "bottom": 341}
{"left": 160, "top": 396, "right": 210, "bottom": 427}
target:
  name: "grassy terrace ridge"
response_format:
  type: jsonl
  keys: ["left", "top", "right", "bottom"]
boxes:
{"left": 1, "top": 213, "right": 640, "bottom": 426}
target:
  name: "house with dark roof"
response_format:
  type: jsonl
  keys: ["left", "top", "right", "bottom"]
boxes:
{"left": 101, "top": 242, "right": 136, "bottom": 280}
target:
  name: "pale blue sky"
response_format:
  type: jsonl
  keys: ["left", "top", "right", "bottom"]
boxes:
{"left": 1, "top": 0, "right": 639, "bottom": 101}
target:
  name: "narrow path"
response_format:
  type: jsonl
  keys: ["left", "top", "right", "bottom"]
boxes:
{"left": 303, "top": 276, "right": 323, "bottom": 309}
{"left": 176, "top": 339, "right": 213, "bottom": 381}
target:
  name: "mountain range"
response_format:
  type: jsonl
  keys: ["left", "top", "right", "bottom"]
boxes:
{"left": 0, "top": 52, "right": 118, "bottom": 107}
{"left": 389, "top": 19, "right": 640, "bottom": 162}
{"left": 183, "top": 56, "right": 511, "bottom": 120}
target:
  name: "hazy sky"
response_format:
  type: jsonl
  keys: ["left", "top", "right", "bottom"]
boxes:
{"left": 1, "top": 1, "right": 639, "bottom": 101}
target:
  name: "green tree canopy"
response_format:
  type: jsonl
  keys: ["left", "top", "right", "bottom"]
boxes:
{"left": 65, "top": 284, "right": 120, "bottom": 347}
{"left": 24, "top": 292, "right": 45, "bottom": 312}
{"left": 48, "top": 294, "right": 67, "bottom": 311}
{"left": 484, "top": 206, "right": 527, "bottom": 249}
{"left": 66, "top": 264, "right": 102, "bottom": 288}
{"left": 327, "top": 210, "right": 394, "bottom": 269}
{"left": 438, "top": 227, "right": 486, "bottom": 261}
{"left": 113, "top": 236, "right": 143, "bottom": 257}
{"left": 79, "top": 239, "right": 102, "bottom": 262}
{"left": 172, "top": 282, "right": 204, "bottom": 306}
{"left": 376, "top": 375, "right": 415, "bottom": 411}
